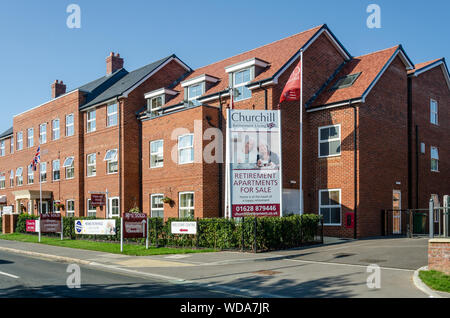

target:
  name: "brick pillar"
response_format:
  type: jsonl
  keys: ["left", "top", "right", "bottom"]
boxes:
{"left": 428, "top": 238, "right": 450, "bottom": 275}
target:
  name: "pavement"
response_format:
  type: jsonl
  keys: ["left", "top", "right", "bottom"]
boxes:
{"left": 0, "top": 236, "right": 439, "bottom": 298}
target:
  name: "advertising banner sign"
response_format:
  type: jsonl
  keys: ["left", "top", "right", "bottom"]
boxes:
{"left": 40, "top": 213, "right": 62, "bottom": 233}
{"left": 227, "top": 109, "right": 282, "bottom": 217}
{"left": 26, "top": 219, "right": 40, "bottom": 232}
{"left": 91, "top": 194, "right": 106, "bottom": 207}
{"left": 171, "top": 221, "right": 197, "bottom": 235}
{"left": 75, "top": 219, "right": 116, "bottom": 235}
{"left": 123, "top": 213, "right": 147, "bottom": 238}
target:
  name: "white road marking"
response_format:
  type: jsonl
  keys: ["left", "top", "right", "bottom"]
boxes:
{"left": 0, "top": 270, "right": 20, "bottom": 279}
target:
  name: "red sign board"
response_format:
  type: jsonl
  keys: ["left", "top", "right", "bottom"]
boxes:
{"left": 91, "top": 194, "right": 106, "bottom": 207}
{"left": 123, "top": 213, "right": 147, "bottom": 238}
{"left": 40, "top": 213, "right": 62, "bottom": 233}
{"left": 26, "top": 220, "right": 37, "bottom": 232}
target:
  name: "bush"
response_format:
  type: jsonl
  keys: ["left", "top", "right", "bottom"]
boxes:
{"left": 11, "top": 213, "right": 322, "bottom": 252}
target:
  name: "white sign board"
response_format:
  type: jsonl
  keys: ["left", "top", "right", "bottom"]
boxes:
{"left": 75, "top": 219, "right": 116, "bottom": 235}
{"left": 2, "top": 206, "right": 13, "bottom": 214}
{"left": 171, "top": 221, "right": 197, "bottom": 235}
{"left": 227, "top": 109, "right": 282, "bottom": 217}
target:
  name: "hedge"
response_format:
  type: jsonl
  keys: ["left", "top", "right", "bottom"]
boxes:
{"left": 13, "top": 213, "right": 322, "bottom": 252}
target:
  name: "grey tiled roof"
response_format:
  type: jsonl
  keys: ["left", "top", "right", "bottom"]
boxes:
{"left": 0, "top": 127, "right": 13, "bottom": 139}
{"left": 80, "top": 55, "right": 176, "bottom": 110}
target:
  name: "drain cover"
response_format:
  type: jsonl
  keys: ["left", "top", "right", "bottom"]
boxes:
{"left": 253, "top": 270, "right": 280, "bottom": 276}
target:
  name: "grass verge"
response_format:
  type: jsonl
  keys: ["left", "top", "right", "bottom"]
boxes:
{"left": 419, "top": 270, "right": 450, "bottom": 293}
{"left": 0, "top": 233, "right": 217, "bottom": 256}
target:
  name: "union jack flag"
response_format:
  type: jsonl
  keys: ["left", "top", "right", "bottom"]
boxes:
{"left": 31, "top": 146, "right": 40, "bottom": 171}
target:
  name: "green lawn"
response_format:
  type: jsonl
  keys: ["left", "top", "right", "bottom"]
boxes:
{"left": 0, "top": 233, "right": 217, "bottom": 256}
{"left": 419, "top": 270, "right": 450, "bottom": 293}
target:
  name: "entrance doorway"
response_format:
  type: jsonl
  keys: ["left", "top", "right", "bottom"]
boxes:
{"left": 39, "top": 201, "right": 49, "bottom": 213}
{"left": 392, "top": 190, "right": 401, "bottom": 234}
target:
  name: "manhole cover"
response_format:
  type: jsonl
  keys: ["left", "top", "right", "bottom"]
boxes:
{"left": 253, "top": 270, "right": 280, "bottom": 276}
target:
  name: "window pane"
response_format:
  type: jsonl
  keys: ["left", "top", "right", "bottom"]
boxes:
{"left": 320, "top": 208, "right": 330, "bottom": 224}
{"left": 330, "top": 208, "right": 341, "bottom": 224}
{"left": 329, "top": 191, "right": 340, "bottom": 205}
{"left": 329, "top": 140, "right": 341, "bottom": 155}
{"left": 319, "top": 143, "right": 329, "bottom": 157}
{"left": 320, "top": 191, "right": 329, "bottom": 205}
{"left": 320, "top": 128, "right": 329, "bottom": 141}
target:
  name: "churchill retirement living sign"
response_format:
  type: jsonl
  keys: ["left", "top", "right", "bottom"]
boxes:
{"left": 226, "top": 110, "right": 283, "bottom": 218}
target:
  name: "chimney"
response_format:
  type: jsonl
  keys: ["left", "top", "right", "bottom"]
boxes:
{"left": 51, "top": 80, "right": 66, "bottom": 98}
{"left": 106, "top": 52, "right": 124, "bottom": 75}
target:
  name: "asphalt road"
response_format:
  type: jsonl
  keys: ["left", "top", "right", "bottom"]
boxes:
{"left": 0, "top": 250, "right": 241, "bottom": 298}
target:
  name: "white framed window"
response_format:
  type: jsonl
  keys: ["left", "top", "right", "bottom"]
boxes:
{"left": 150, "top": 194, "right": 164, "bottom": 218}
{"left": 319, "top": 189, "right": 341, "bottom": 226}
{"left": 66, "top": 200, "right": 75, "bottom": 217}
{"left": 0, "top": 140, "right": 4, "bottom": 156}
{"left": 10, "top": 137, "right": 14, "bottom": 154}
{"left": 27, "top": 128, "right": 34, "bottom": 148}
{"left": 87, "top": 110, "right": 96, "bottom": 133}
{"left": 109, "top": 197, "right": 120, "bottom": 218}
{"left": 431, "top": 146, "right": 439, "bottom": 172}
{"left": 17, "top": 132, "right": 23, "bottom": 150}
{"left": 52, "top": 159, "right": 60, "bottom": 181}
{"left": 87, "top": 199, "right": 96, "bottom": 217}
{"left": 178, "top": 134, "right": 194, "bottom": 164}
{"left": 104, "top": 149, "right": 118, "bottom": 174}
{"left": 187, "top": 83, "right": 203, "bottom": 101}
{"left": 150, "top": 140, "right": 163, "bottom": 168}
{"left": 179, "top": 192, "right": 194, "bottom": 218}
{"left": 39, "top": 123, "right": 47, "bottom": 144}
{"left": 53, "top": 200, "right": 61, "bottom": 213}
{"left": 9, "top": 169, "right": 14, "bottom": 187}
{"left": 148, "top": 95, "right": 163, "bottom": 114}
{"left": 87, "top": 153, "right": 96, "bottom": 177}
{"left": 40, "top": 162, "right": 47, "bottom": 182}
{"left": 52, "top": 119, "right": 60, "bottom": 140}
{"left": 107, "top": 103, "right": 118, "bottom": 127}
{"left": 318, "top": 124, "right": 341, "bottom": 158}
{"left": 63, "top": 156, "right": 75, "bottom": 179}
{"left": 66, "top": 114, "right": 74, "bottom": 137}
{"left": 430, "top": 99, "right": 438, "bottom": 125}
{"left": 233, "top": 68, "right": 252, "bottom": 102}
{"left": 16, "top": 167, "right": 23, "bottom": 186}
{"left": 0, "top": 175, "right": 5, "bottom": 189}
{"left": 27, "top": 165, "right": 34, "bottom": 184}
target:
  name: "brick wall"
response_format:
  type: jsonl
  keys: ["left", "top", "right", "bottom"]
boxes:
{"left": 428, "top": 238, "right": 450, "bottom": 275}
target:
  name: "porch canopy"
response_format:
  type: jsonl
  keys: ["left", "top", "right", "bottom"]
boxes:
{"left": 13, "top": 190, "right": 52, "bottom": 200}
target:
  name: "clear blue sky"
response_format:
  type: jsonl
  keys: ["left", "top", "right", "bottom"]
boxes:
{"left": 0, "top": 0, "right": 448, "bottom": 131}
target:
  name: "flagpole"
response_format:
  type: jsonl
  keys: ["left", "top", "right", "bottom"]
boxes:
{"left": 299, "top": 50, "right": 304, "bottom": 215}
{"left": 39, "top": 144, "right": 42, "bottom": 215}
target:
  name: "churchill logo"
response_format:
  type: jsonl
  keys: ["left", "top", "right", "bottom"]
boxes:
{"left": 75, "top": 220, "right": 82, "bottom": 233}
{"left": 267, "top": 122, "right": 276, "bottom": 129}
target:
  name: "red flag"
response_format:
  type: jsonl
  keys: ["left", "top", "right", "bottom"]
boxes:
{"left": 279, "top": 60, "right": 301, "bottom": 103}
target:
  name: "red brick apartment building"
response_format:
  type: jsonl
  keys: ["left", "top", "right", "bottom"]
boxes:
{"left": 0, "top": 24, "right": 448, "bottom": 237}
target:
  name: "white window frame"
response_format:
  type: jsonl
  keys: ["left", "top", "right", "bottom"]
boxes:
{"left": 16, "top": 167, "right": 23, "bottom": 186}
{"left": 27, "top": 165, "right": 34, "bottom": 185}
{"left": 87, "top": 199, "right": 96, "bottom": 217}
{"left": 87, "top": 153, "right": 96, "bottom": 177}
{"left": 40, "top": 162, "right": 47, "bottom": 183}
{"left": 187, "top": 83, "right": 203, "bottom": 101}
{"left": 10, "top": 169, "right": 14, "bottom": 187}
{"left": 0, "top": 140, "right": 4, "bottom": 156}
{"left": 66, "top": 113, "right": 74, "bottom": 137}
{"left": 430, "top": 99, "right": 438, "bottom": 125}
{"left": 318, "top": 124, "right": 341, "bottom": 158}
{"left": 0, "top": 175, "right": 5, "bottom": 189}
{"left": 10, "top": 137, "right": 14, "bottom": 154}
{"left": 104, "top": 149, "right": 118, "bottom": 174}
{"left": 52, "top": 119, "right": 60, "bottom": 140}
{"left": 148, "top": 95, "right": 163, "bottom": 113}
{"left": 233, "top": 68, "right": 252, "bottom": 102}
{"left": 17, "top": 132, "right": 23, "bottom": 151}
{"left": 108, "top": 197, "right": 120, "bottom": 218}
{"left": 179, "top": 191, "right": 194, "bottom": 218}
{"left": 63, "top": 156, "right": 75, "bottom": 179}
{"left": 39, "top": 123, "right": 47, "bottom": 144}
{"left": 178, "top": 134, "right": 194, "bottom": 165}
{"left": 431, "top": 146, "right": 439, "bottom": 172}
{"left": 319, "top": 189, "right": 342, "bottom": 226}
{"left": 150, "top": 194, "right": 164, "bottom": 218}
{"left": 27, "top": 128, "right": 33, "bottom": 148}
{"left": 87, "top": 110, "right": 96, "bottom": 133}
{"left": 52, "top": 159, "right": 60, "bottom": 181}
{"left": 52, "top": 200, "right": 61, "bottom": 213}
{"left": 150, "top": 140, "right": 164, "bottom": 168}
{"left": 107, "top": 103, "right": 118, "bottom": 127}
{"left": 66, "top": 199, "right": 75, "bottom": 217}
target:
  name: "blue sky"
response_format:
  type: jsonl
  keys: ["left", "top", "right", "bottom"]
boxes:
{"left": 0, "top": 0, "right": 448, "bottom": 131}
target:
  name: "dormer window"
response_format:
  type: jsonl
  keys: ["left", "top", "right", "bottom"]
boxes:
{"left": 181, "top": 74, "right": 219, "bottom": 105}
{"left": 225, "top": 58, "right": 269, "bottom": 103}
{"left": 144, "top": 88, "right": 178, "bottom": 116}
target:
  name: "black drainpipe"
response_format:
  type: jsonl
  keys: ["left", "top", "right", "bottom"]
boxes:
{"left": 415, "top": 125, "right": 419, "bottom": 209}
{"left": 218, "top": 93, "right": 223, "bottom": 217}
{"left": 352, "top": 102, "right": 358, "bottom": 239}
{"left": 138, "top": 116, "right": 143, "bottom": 212}
{"left": 260, "top": 83, "right": 268, "bottom": 110}
{"left": 407, "top": 77, "right": 413, "bottom": 209}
